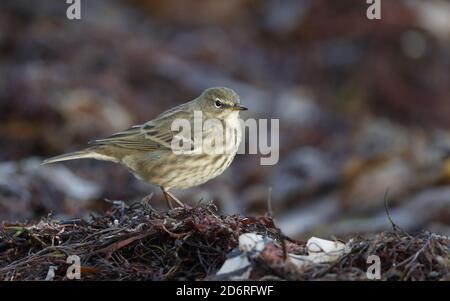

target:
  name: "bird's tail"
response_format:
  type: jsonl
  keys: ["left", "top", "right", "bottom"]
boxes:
{"left": 42, "top": 148, "right": 116, "bottom": 165}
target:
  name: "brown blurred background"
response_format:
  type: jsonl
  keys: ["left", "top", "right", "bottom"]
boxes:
{"left": 1, "top": 0, "right": 450, "bottom": 239}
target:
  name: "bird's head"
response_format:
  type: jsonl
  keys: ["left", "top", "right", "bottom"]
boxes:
{"left": 196, "top": 87, "right": 247, "bottom": 120}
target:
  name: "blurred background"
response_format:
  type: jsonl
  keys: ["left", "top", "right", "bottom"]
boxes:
{"left": 1, "top": 0, "right": 450, "bottom": 239}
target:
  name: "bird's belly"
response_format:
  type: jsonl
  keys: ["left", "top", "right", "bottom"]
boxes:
{"left": 122, "top": 120, "right": 241, "bottom": 189}
{"left": 123, "top": 151, "right": 237, "bottom": 190}
{"left": 162, "top": 153, "right": 236, "bottom": 189}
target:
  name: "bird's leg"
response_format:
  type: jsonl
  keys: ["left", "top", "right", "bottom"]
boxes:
{"left": 165, "top": 190, "right": 186, "bottom": 208}
{"left": 141, "top": 192, "right": 154, "bottom": 207}
{"left": 161, "top": 187, "right": 174, "bottom": 209}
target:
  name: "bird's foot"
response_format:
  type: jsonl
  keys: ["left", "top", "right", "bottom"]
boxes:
{"left": 166, "top": 191, "right": 190, "bottom": 209}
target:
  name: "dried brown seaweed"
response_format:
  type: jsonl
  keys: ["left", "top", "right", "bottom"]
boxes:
{"left": 1, "top": 200, "right": 449, "bottom": 281}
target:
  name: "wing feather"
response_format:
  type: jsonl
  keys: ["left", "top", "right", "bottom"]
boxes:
{"left": 88, "top": 103, "right": 198, "bottom": 151}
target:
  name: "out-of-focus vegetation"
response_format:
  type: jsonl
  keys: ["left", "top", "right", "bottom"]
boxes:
{"left": 1, "top": 0, "right": 450, "bottom": 239}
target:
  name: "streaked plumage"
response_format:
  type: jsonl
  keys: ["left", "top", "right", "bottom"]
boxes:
{"left": 43, "top": 87, "right": 247, "bottom": 208}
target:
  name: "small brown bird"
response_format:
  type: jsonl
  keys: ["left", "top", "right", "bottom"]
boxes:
{"left": 43, "top": 87, "right": 247, "bottom": 208}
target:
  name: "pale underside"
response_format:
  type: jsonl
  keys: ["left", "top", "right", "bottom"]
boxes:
{"left": 90, "top": 110, "right": 242, "bottom": 190}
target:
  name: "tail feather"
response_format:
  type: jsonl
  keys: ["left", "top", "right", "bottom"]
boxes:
{"left": 42, "top": 149, "right": 117, "bottom": 165}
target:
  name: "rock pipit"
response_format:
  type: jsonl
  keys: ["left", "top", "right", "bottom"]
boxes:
{"left": 43, "top": 87, "right": 247, "bottom": 208}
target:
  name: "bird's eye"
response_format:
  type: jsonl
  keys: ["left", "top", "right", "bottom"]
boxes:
{"left": 214, "top": 99, "right": 222, "bottom": 108}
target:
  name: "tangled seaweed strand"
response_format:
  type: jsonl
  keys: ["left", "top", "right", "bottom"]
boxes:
{"left": 0, "top": 201, "right": 276, "bottom": 280}
{"left": 0, "top": 200, "right": 449, "bottom": 280}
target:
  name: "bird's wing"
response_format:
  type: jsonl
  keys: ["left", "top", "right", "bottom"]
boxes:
{"left": 88, "top": 107, "right": 209, "bottom": 152}
{"left": 88, "top": 122, "right": 174, "bottom": 151}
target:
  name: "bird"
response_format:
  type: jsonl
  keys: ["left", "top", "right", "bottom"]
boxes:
{"left": 42, "top": 87, "right": 247, "bottom": 209}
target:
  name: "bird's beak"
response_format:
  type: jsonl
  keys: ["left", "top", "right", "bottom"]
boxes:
{"left": 233, "top": 104, "right": 248, "bottom": 111}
